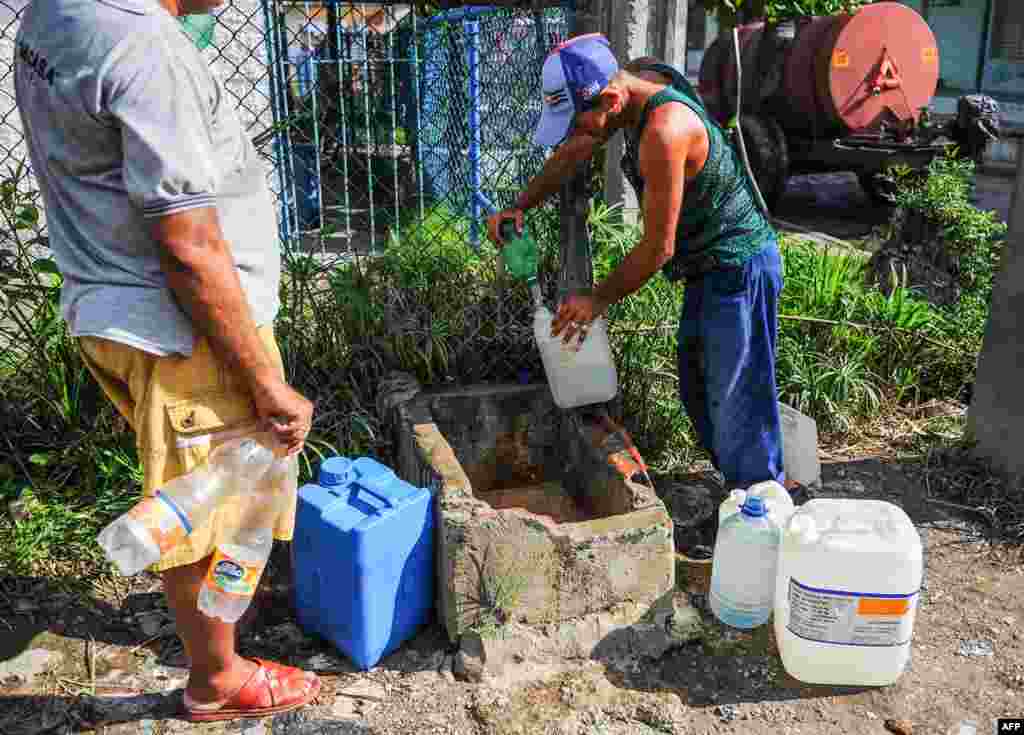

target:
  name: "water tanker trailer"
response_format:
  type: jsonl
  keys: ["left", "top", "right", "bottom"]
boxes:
{"left": 697, "top": 1, "right": 1001, "bottom": 209}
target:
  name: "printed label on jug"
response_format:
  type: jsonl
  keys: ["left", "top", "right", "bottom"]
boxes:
{"left": 206, "top": 549, "right": 263, "bottom": 598}
{"left": 127, "top": 497, "right": 188, "bottom": 556}
{"left": 786, "top": 578, "right": 918, "bottom": 647}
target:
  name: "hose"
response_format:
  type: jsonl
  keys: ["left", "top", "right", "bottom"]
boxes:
{"left": 731, "top": 27, "right": 771, "bottom": 218}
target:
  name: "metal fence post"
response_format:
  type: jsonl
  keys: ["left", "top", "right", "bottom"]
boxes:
{"left": 467, "top": 18, "right": 483, "bottom": 250}
{"left": 261, "top": 0, "right": 286, "bottom": 251}
{"left": 557, "top": 1, "right": 594, "bottom": 304}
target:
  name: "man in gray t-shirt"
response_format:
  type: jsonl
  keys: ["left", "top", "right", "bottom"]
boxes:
{"left": 15, "top": 0, "right": 320, "bottom": 720}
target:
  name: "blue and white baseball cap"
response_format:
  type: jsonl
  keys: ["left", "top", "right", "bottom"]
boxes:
{"left": 534, "top": 33, "right": 619, "bottom": 147}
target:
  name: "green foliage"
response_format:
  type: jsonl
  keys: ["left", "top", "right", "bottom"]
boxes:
{"left": 780, "top": 244, "right": 865, "bottom": 320}
{"left": 701, "top": 0, "right": 865, "bottom": 24}
{"left": 0, "top": 441, "right": 141, "bottom": 580}
{"left": 0, "top": 166, "right": 152, "bottom": 580}
{"left": 763, "top": 0, "right": 865, "bottom": 23}
{"left": 589, "top": 202, "right": 698, "bottom": 467}
{"left": 883, "top": 151, "right": 1006, "bottom": 402}
{"left": 891, "top": 152, "right": 1007, "bottom": 294}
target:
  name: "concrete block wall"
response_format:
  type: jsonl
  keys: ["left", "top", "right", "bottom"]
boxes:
{"left": 378, "top": 376, "right": 676, "bottom": 644}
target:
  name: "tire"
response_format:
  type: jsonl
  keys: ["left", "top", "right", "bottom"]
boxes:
{"left": 858, "top": 171, "right": 899, "bottom": 207}
{"left": 737, "top": 114, "right": 790, "bottom": 213}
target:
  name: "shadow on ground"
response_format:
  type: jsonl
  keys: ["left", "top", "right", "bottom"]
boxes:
{"left": 0, "top": 542, "right": 453, "bottom": 734}
{"left": 0, "top": 693, "right": 381, "bottom": 734}
{"left": 0, "top": 451, "right": 992, "bottom": 733}
{"left": 773, "top": 170, "right": 1012, "bottom": 242}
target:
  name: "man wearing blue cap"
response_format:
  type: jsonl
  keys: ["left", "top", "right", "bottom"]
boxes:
{"left": 487, "top": 33, "right": 789, "bottom": 491}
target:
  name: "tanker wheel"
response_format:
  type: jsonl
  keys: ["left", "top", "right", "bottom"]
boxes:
{"left": 737, "top": 114, "right": 790, "bottom": 213}
{"left": 858, "top": 171, "right": 899, "bottom": 208}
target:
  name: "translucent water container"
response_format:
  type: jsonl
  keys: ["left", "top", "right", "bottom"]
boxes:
{"left": 198, "top": 456, "right": 297, "bottom": 623}
{"left": 718, "top": 480, "right": 796, "bottom": 530}
{"left": 533, "top": 305, "right": 618, "bottom": 409}
{"left": 709, "top": 495, "right": 781, "bottom": 629}
{"left": 774, "top": 499, "right": 923, "bottom": 686}
{"left": 779, "top": 402, "right": 821, "bottom": 487}
{"left": 97, "top": 437, "right": 276, "bottom": 576}
{"left": 292, "top": 457, "right": 434, "bottom": 671}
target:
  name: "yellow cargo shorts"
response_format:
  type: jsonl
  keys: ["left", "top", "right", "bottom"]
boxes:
{"left": 78, "top": 326, "right": 297, "bottom": 573}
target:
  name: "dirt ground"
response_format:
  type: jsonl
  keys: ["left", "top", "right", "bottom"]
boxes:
{"left": 2, "top": 175, "right": 1021, "bottom": 735}
{"left": 1, "top": 430, "right": 1021, "bottom": 735}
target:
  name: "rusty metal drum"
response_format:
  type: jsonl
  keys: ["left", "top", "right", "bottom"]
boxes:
{"left": 815, "top": 2, "right": 940, "bottom": 131}
{"left": 698, "top": 2, "right": 940, "bottom": 136}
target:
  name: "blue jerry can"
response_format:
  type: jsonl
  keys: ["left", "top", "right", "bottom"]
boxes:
{"left": 292, "top": 457, "right": 435, "bottom": 670}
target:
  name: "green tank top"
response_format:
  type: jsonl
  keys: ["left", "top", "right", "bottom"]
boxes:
{"left": 621, "top": 62, "right": 775, "bottom": 280}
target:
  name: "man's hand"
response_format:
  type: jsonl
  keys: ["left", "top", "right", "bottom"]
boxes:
{"left": 486, "top": 208, "right": 524, "bottom": 248}
{"left": 250, "top": 374, "right": 313, "bottom": 457}
{"left": 551, "top": 292, "right": 606, "bottom": 344}
{"left": 491, "top": 134, "right": 600, "bottom": 239}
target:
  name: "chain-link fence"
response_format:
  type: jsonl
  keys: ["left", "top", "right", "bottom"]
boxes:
{"left": 0, "top": 1, "right": 588, "bottom": 471}
{"left": 263, "top": 3, "right": 583, "bottom": 402}
{"left": 264, "top": 2, "right": 568, "bottom": 255}
{"left": 0, "top": 1, "right": 571, "bottom": 247}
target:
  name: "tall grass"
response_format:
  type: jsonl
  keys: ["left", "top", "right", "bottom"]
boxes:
{"left": 589, "top": 203, "right": 697, "bottom": 468}
{"left": 0, "top": 164, "right": 140, "bottom": 581}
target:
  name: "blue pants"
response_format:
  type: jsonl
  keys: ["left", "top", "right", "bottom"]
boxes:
{"left": 677, "top": 239, "right": 785, "bottom": 488}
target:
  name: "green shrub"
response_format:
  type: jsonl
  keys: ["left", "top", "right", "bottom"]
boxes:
{"left": 890, "top": 152, "right": 1006, "bottom": 296}
{"left": 885, "top": 151, "right": 1007, "bottom": 401}
{"left": 0, "top": 165, "right": 140, "bottom": 580}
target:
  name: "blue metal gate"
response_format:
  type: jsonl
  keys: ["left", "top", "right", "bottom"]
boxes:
{"left": 260, "top": 2, "right": 570, "bottom": 255}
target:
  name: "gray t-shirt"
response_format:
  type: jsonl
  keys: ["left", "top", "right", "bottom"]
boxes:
{"left": 14, "top": 0, "right": 281, "bottom": 357}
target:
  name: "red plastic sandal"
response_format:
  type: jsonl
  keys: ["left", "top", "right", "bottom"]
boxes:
{"left": 182, "top": 658, "right": 321, "bottom": 723}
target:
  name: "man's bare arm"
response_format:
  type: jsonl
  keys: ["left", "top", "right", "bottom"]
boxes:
{"left": 152, "top": 208, "right": 277, "bottom": 386}
{"left": 514, "top": 133, "right": 599, "bottom": 211}
{"left": 592, "top": 104, "right": 690, "bottom": 311}
{"left": 151, "top": 208, "right": 312, "bottom": 453}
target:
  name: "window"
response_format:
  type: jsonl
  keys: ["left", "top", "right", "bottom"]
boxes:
{"left": 991, "top": 0, "right": 1024, "bottom": 62}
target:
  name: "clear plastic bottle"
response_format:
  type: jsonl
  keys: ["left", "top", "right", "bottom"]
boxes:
{"left": 533, "top": 304, "right": 618, "bottom": 409}
{"left": 709, "top": 495, "right": 781, "bottom": 629}
{"left": 197, "top": 455, "right": 297, "bottom": 623}
{"left": 97, "top": 437, "right": 277, "bottom": 576}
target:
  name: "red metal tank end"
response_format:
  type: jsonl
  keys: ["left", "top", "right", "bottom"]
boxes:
{"left": 817, "top": 1, "right": 939, "bottom": 132}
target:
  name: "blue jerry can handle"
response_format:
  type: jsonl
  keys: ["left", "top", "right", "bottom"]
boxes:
{"left": 355, "top": 468, "right": 396, "bottom": 509}
{"left": 357, "top": 485, "right": 395, "bottom": 509}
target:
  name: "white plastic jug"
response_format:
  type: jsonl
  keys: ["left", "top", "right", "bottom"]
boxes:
{"left": 533, "top": 305, "right": 618, "bottom": 409}
{"left": 774, "top": 499, "right": 923, "bottom": 686}
{"left": 778, "top": 403, "right": 821, "bottom": 487}
{"left": 709, "top": 495, "right": 781, "bottom": 629}
{"left": 718, "top": 480, "right": 796, "bottom": 529}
